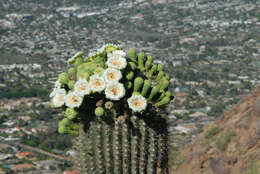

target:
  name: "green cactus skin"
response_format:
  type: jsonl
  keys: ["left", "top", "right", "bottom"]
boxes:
{"left": 138, "top": 52, "right": 145, "bottom": 70}
{"left": 128, "top": 48, "right": 137, "bottom": 62}
{"left": 134, "top": 77, "right": 144, "bottom": 92}
{"left": 58, "top": 72, "right": 69, "bottom": 85}
{"left": 147, "top": 64, "right": 157, "bottom": 78}
{"left": 76, "top": 114, "right": 168, "bottom": 174}
{"left": 156, "top": 71, "right": 164, "bottom": 82}
{"left": 145, "top": 55, "right": 153, "bottom": 71}
{"left": 141, "top": 79, "right": 152, "bottom": 97}
{"left": 148, "top": 86, "right": 160, "bottom": 101}
{"left": 131, "top": 116, "right": 140, "bottom": 174}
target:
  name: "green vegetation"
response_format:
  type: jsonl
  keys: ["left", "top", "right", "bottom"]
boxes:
{"left": 243, "top": 161, "right": 260, "bottom": 174}
{"left": 216, "top": 129, "right": 236, "bottom": 151}
{"left": 0, "top": 87, "right": 48, "bottom": 99}
{"left": 205, "top": 126, "right": 220, "bottom": 139}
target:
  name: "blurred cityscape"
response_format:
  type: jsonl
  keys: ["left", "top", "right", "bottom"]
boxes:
{"left": 0, "top": 0, "right": 259, "bottom": 173}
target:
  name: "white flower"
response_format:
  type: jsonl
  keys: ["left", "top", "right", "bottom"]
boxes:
{"left": 127, "top": 94, "right": 147, "bottom": 112}
{"left": 52, "top": 89, "right": 66, "bottom": 108}
{"left": 104, "top": 68, "right": 122, "bottom": 83}
{"left": 54, "top": 80, "right": 61, "bottom": 89}
{"left": 85, "top": 50, "right": 103, "bottom": 61}
{"left": 107, "top": 50, "right": 126, "bottom": 59}
{"left": 105, "top": 82, "right": 125, "bottom": 101}
{"left": 50, "top": 80, "right": 62, "bottom": 97}
{"left": 89, "top": 74, "right": 106, "bottom": 92}
{"left": 106, "top": 57, "right": 127, "bottom": 70}
{"left": 65, "top": 92, "right": 83, "bottom": 108}
{"left": 68, "top": 51, "right": 83, "bottom": 64}
{"left": 74, "top": 79, "right": 91, "bottom": 96}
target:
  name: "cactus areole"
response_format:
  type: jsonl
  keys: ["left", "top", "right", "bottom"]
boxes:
{"left": 50, "top": 44, "right": 174, "bottom": 174}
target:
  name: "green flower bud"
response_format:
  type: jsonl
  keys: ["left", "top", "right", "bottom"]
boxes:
{"left": 95, "top": 107, "right": 105, "bottom": 117}
{"left": 165, "top": 74, "right": 170, "bottom": 80}
{"left": 60, "top": 118, "right": 70, "bottom": 127}
{"left": 68, "top": 80, "right": 75, "bottom": 89}
{"left": 165, "top": 91, "right": 172, "bottom": 97}
{"left": 65, "top": 107, "right": 78, "bottom": 120}
{"left": 126, "top": 81, "right": 132, "bottom": 89}
{"left": 74, "top": 57, "right": 83, "bottom": 66}
{"left": 58, "top": 72, "right": 69, "bottom": 85}
{"left": 126, "top": 71, "right": 134, "bottom": 80}
{"left": 94, "top": 67, "right": 105, "bottom": 76}
{"left": 105, "top": 45, "right": 118, "bottom": 53}
{"left": 147, "top": 64, "right": 157, "bottom": 78}
{"left": 128, "top": 48, "right": 136, "bottom": 62}
{"left": 128, "top": 62, "right": 136, "bottom": 70}
{"left": 145, "top": 55, "right": 153, "bottom": 71}
{"left": 155, "top": 96, "right": 171, "bottom": 107}
{"left": 58, "top": 124, "right": 67, "bottom": 134}
{"left": 105, "top": 101, "right": 113, "bottom": 110}
{"left": 158, "top": 91, "right": 166, "bottom": 101}
{"left": 157, "top": 64, "right": 163, "bottom": 72}
{"left": 148, "top": 86, "right": 160, "bottom": 101}
{"left": 134, "top": 77, "right": 144, "bottom": 92}
{"left": 68, "top": 68, "right": 76, "bottom": 76}
{"left": 77, "top": 71, "right": 89, "bottom": 80}
{"left": 141, "top": 79, "right": 151, "bottom": 97}
{"left": 160, "top": 79, "right": 170, "bottom": 92}
{"left": 156, "top": 71, "right": 164, "bottom": 82}
{"left": 138, "top": 52, "right": 145, "bottom": 70}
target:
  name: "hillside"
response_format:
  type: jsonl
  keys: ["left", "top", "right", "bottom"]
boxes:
{"left": 171, "top": 86, "right": 260, "bottom": 174}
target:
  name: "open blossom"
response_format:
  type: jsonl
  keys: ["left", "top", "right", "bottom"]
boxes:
{"left": 127, "top": 94, "right": 147, "bottom": 112}
{"left": 52, "top": 89, "right": 66, "bottom": 108}
{"left": 74, "top": 79, "right": 91, "bottom": 96}
{"left": 106, "top": 57, "right": 127, "bottom": 70}
{"left": 68, "top": 51, "right": 83, "bottom": 64}
{"left": 65, "top": 92, "right": 83, "bottom": 108}
{"left": 104, "top": 68, "right": 122, "bottom": 83}
{"left": 105, "top": 82, "right": 125, "bottom": 101}
{"left": 107, "top": 50, "right": 126, "bottom": 59}
{"left": 89, "top": 74, "right": 106, "bottom": 92}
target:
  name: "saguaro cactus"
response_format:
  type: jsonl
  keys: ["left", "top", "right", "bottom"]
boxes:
{"left": 50, "top": 44, "right": 174, "bottom": 174}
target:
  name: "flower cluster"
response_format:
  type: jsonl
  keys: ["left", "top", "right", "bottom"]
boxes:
{"left": 50, "top": 44, "right": 147, "bottom": 114}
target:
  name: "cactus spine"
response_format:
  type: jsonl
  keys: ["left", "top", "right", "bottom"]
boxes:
{"left": 50, "top": 45, "right": 172, "bottom": 174}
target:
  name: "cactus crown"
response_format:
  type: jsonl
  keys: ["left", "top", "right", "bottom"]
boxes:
{"left": 50, "top": 44, "right": 174, "bottom": 135}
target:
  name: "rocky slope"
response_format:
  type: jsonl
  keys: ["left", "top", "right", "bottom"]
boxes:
{"left": 171, "top": 86, "right": 260, "bottom": 174}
